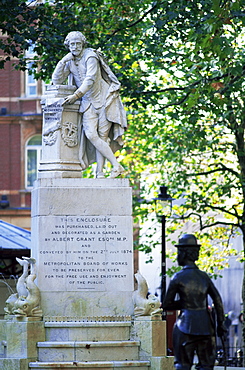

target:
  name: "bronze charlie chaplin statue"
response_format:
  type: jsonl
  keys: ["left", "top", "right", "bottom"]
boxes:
{"left": 162, "top": 234, "right": 227, "bottom": 370}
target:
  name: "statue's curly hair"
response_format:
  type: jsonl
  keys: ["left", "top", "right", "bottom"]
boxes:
{"left": 64, "top": 31, "right": 87, "bottom": 49}
{"left": 178, "top": 246, "right": 200, "bottom": 262}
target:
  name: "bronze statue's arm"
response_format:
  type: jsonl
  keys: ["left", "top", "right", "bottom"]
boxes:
{"left": 162, "top": 279, "right": 182, "bottom": 310}
{"left": 208, "top": 280, "right": 227, "bottom": 337}
{"left": 162, "top": 299, "right": 182, "bottom": 310}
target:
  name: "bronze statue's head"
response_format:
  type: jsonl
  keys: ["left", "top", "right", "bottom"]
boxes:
{"left": 175, "top": 234, "right": 201, "bottom": 248}
{"left": 175, "top": 234, "right": 201, "bottom": 265}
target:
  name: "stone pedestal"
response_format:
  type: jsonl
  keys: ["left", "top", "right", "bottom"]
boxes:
{"left": 134, "top": 315, "right": 167, "bottom": 357}
{"left": 0, "top": 317, "right": 45, "bottom": 370}
{"left": 133, "top": 315, "right": 174, "bottom": 370}
{"left": 31, "top": 177, "right": 134, "bottom": 317}
{"left": 40, "top": 84, "right": 82, "bottom": 178}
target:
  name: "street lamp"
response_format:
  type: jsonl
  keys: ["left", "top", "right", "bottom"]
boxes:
{"left": 154, "top": 185, "right": 173, "bottom": 316}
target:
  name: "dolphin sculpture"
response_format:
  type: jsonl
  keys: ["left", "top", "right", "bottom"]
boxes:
{"left": 133, "top": 271, "right": 162, "bottom": 316}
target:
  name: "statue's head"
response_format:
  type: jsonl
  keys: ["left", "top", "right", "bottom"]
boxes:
{"left": 64, "top": 31, "right": 87, "bottom": 51}
{"left": 12, "top": 296, "right": 30, "bottom": 316}
{"left": 175, "top": 234, "right": 201, "bottom": 265}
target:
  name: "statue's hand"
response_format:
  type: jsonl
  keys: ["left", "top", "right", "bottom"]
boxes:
{"left": 62, "top": 94, "right": 78, "bottom": 105}
{"left": 217, "top": 322, "right": 227, "bottom": 338}
{"left": 60, "top": 52, "right": 74, "bottom": 64}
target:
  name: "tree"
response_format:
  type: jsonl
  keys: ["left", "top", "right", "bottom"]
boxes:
{"left": 2, "top": 0, "right": 245, "bottom": 348}
{"left": 127, "top": 0, "right": 245, "bottom": 354}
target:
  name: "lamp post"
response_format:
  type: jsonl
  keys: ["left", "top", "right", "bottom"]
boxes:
{"left": 154, "top": 185, "right": 173, "bottom": 316}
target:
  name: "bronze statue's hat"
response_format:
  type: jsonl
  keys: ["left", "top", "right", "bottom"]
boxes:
{"left": 175, "top": 234, "right": 201, "bottom": 248}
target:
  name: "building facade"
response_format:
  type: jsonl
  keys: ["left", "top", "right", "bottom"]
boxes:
{"left": 0, "top": 51, "right": 42, "bottom": 230}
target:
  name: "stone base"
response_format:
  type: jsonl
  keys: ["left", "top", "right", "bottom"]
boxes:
{"left": 31, "top": 177, "right": 134, "bottom": 317}
{"left": 0, "top": 318, "right": 45, "bottom": 370}
{"left": 38, "top": 168, "right": 82, "bottom": 179}
{"left": 134, "top": 315, "right": 167, "bottom": 357}
{"left": 0, "top": 358, "right": 30, "bottom": 370}
{"left": 133, "top": 315, "right": 174, "bottom": 370}
{"left": 38, "top": 161, "right": 83, "bottom": 178}
{"left": 150, "top": 356, "right": 175, "bottom": 370}
{"left": 38, "top": 291, "right": 134, "bottom": 317}
{"left": 4, "top": 315, "right": 42, "bottom": 322}
{"left": 0, "top": 319, "right": 45, "bottom": 358}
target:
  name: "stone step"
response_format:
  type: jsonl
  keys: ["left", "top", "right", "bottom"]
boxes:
{"left": 37, "top": 340, "right": 140, "bottom": 362}
{"left": 29, "top": 360, "right": 151, "bottom": 370}
{"left": 45, "top": 321, "right": 131, "bottom": 342}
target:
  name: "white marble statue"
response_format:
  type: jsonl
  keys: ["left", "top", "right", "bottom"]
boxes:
{"left": 51, "top": 31, "right": 127, "bottom": 179}
{"left": 133, "top": 271, "right": 162, "bottom": 316}
{"left": 4, "top": 257, "right": 42, "bottom": 318}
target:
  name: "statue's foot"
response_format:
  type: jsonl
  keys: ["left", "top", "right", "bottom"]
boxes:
{"left": 96, "top": 172, "right": 105, "bottom": 179}
{"left": 110, "top": 164, "right": 125, "bottom": 178}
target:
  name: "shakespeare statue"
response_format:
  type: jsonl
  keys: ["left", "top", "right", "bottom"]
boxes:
{"left": 51, "top": 31, "right": 127, "bottom": 179}
{"left": 162, "top": 234, "right": 227, "bottom": 370}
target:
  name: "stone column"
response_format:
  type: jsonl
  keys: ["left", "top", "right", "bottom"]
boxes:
{"left": 39, "top": 84, "right": 82, "bottom": 178}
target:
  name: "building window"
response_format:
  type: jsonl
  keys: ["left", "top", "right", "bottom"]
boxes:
{"left": 25, "top": 43, "right": 37, "bottom": 97}
{"left": 26, "top": 62, "right": 37, "bottom": 96}
{"left": 25, "top": 135, "right": 42, "bottom": 188}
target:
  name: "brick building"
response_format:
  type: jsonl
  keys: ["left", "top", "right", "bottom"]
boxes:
{"left": 0, "top": 48, "right": 43, "bottom": 230}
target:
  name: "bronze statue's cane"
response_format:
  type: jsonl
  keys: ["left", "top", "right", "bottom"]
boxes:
{"left": 220, "top": 334, "right": 227, "bottom": 370}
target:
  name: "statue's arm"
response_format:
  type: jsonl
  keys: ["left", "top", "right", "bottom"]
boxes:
{"left": 62, "top": 55, "right": 99, "bottom": 105}
{"left": 162, "top": 278, "right": 182, "bottom": 310}
{"left": 52, "top": 53, "right": 72, "bottom": 85}
{"left": 208, "top": 281, "right": 224, "bottom": 320}
{"left": 208, "top": 280, "right": 226, "bottom": 336}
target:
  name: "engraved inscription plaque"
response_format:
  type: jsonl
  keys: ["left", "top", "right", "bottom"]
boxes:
{"left": 38, "top": 215, "right": 133, "bottom": 292}
{"left": 42, "top": 98, "right": 63, "bottom": 146}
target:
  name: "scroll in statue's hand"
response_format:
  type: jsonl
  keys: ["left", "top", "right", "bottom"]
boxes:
{"left": 62, "top": 94, "right": 78, "bottom": 105}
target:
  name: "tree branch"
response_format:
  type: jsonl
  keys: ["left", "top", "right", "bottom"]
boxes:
{"left": 201, "top": 202, "right": 240, "bottom": 219}
{"left": 108, "top": 2, "right": 162, "bottom": 37}
{"left": 179, "top": 212, "right": 240, "bottom": 230}
{"left": 159, "top": 91, "right": 192, "bottom": 110}
{"left": 182, "top": 163, "right": 239, "bottom": 179}
{"left": 136, "top": 66, "right": 245, "bottom": 109}
{"left": 200, "top": 221, "right": 240, "bottom": 230}
{"left": 140, "top": 78, "right": 202, "bottom": 96}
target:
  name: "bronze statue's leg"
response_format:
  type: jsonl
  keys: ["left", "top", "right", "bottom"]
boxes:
{"left": 173, "top": 325, "right": 194, "bottom": 370}
{"left": 196, "top": 335, "right": 216, "bottom": 370}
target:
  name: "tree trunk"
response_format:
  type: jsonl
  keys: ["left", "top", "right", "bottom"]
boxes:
{"left": 241, "top": 227, "right": 245, "bottom": 367}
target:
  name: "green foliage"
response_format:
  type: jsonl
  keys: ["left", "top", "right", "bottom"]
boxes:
{"left": 2, "top": 0, "right": 245, "bottom": 273}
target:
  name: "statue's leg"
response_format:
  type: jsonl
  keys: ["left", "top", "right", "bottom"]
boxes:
{"left": 173, "top": 325, "right": 194, "bottom": 370}
{"left": 95, "top": 152, "right": 106, "bottom": 178}
{"left": 83, "top": 107, "right": 124, "bottom": 178}
{"left": 97, "top": 108, "right": 125, "bottom": 178}
{"left": 195, "top": 335, "right": 216, "bottom": 370}
{"left": 95, "top": 110, "right": 112, "bottom": 178}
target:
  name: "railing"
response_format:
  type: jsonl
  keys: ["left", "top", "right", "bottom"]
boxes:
{"left": 216, "top": 347, "right": 243, "bottom": 367}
